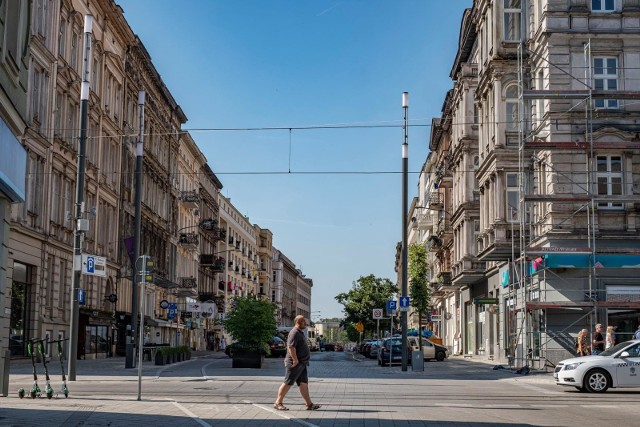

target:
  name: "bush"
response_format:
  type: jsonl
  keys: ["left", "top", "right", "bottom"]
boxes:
{"left": 223, "top": 296, "right": 277, "bottom": 356}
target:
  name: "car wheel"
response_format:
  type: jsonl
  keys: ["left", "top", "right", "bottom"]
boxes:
{"left": 584, "top": 369, "right": 610, "bottom": 393}
{"left": 436, "top": 351, "right": 446, "bottom": 362}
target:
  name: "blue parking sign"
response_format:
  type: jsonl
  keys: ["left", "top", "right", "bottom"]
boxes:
{"left": 168, "top": 302, "right": 177, "bottom": 319}
{"left": 386, "top": 300, "right": 397, "bottom": 311}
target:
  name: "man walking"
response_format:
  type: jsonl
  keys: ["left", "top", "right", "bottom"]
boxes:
{"left": 592, "top": 323, "right": 605, "bottom": 355}
{"left": 274, "top": 315, "right": 321, "bottom": 411}
{"left": 634, "top": 325, "right": 640, "bottom": 340}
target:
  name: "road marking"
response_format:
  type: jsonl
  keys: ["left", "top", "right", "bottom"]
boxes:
{"left": 244, "top": 400, "right": 320, "bottom": 427}
{"left": 169, "top": 400, "right": 212, "bottom": 427}
{"left": 511, "top": 381, "right": 561, "bottom": 395}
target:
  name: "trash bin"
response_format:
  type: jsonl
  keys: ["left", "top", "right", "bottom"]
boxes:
{"left": 412, "top": 350, "right": 424, "bottom": 371}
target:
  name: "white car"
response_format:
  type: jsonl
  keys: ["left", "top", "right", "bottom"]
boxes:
{"left": 554, "top": 339, "right": 640, "bottom": 393}
{"left": 407, "top": 336, "right": 449, "bottom": 361}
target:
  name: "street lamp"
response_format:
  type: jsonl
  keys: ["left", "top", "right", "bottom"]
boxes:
{"left": 401, "top": 92, "right": 409, "bottom": 371}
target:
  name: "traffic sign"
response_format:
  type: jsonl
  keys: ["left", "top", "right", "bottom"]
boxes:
{"left": 167, "top": 302, "right": 177, "bottom": 319}
{"left": 81, "top": 254, "right": 106, "bottom": 277}
{"left": 372, "top": 308, "right": 383, "bottom": 319}
{"left": 356, "top": 321, "right": 364, "bottom": 333}
{"left": 78, "top": 288, "right": 86, "bottom": 305}
{"left": 399, "top": 296, "right": 410, "bottom": 312}
{"left": 386, "top": 300, "right": 397, "bottom": 312}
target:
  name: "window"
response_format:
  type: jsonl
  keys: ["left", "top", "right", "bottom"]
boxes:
{"left": 593, "top": 57, "right": 619, "bottom": 109}
{"left": 596, "top": 155, "right": 623, "bottom": 209}
{"left": 25, "top": 154, "right": 44, "bottom": 225}
{"left": 505, "top": 84, "right": 519, "bottom": 131}
{"left": 592, "top": 0, "right": 615, "bottom": 12}
{"left": 503, "top": 0, "right": 521, "bottom": 42}
{"left": 33, "top": 0, "right": 50, "bottom": 46}
{"left": 30, "top": 64, "right": 49, "bottom": 130}
{"left": 58, "top": 18, "right": 67, "bottom": 59}
{"left": 506, "top": 173, "right": 520, "bottom": 222}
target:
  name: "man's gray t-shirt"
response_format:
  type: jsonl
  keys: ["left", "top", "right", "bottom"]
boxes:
{"left": 285, "top": 327, "right": 310, "bottom": 367}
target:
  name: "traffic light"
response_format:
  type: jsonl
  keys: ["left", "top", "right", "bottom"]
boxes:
{"left": 143, "top": 256, "right": 154, "bottom": 282}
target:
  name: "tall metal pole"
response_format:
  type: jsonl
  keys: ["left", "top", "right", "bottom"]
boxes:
{"left": 401, "top": 92, "right": 409, "bottom": 371}
{"left": 68, "top": 15, "right": 93, "bottom": 381}
{"left": 127, "top": 91, "right": 145, "bottom": 369}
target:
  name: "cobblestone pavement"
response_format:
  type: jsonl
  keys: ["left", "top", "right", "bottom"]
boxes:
{"left": 2, "top": 351, "right": 640, "bottom": 426}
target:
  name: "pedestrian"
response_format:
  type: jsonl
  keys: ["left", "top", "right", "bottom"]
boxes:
{"left": 214, "top": 336, "right": 220, "bottom": 352}
{"left": 219, "top": 337, "right": 226, "bottom": 352}
{"left": 576, "top": 329, "right": 591, "bottom": 356}
{"left": 274, "top": 315, "right": 321, "bottom": 411}
{"left": 635, "top": 325, "right": 640, "bottom": 340}
{"left": 592, "top": 323, "right": 605, "bottom": 355}
{"left": 606, "top": 326, "right": 616, "bottom": 350}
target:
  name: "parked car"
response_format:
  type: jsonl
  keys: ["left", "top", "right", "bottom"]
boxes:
{"left": 554, "top": 339, "right": 640, "bottom": 393}
{"left": 407, "top": 336, "right": 449, "bottom": 361}
{"left": 323, "top": 343, "right": 335, "bottom": 352}
{"left": 368, "top": 340, "right": 382, "bottom": 359}
{"left": 268, "top": 336, "right": 287, "bottom": 358}
{"left": 378, "top": 338, "right": 412, "bottom": 366}
{"left": 358, "top": 339, "right": 375, "bottom": 354}
{"left": 335, "top": 343, "right": 344, "bottom": 352}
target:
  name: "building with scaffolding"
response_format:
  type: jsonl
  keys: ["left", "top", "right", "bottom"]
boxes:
{"left": 413, "top": 0, "right": 640, "bottom": 369}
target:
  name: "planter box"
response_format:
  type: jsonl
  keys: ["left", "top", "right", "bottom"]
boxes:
{"left": 232, "top": 350, "right": 264, "bottom": 369}
{"left": 155, "top": 352, "right": 166, "bottom": 365}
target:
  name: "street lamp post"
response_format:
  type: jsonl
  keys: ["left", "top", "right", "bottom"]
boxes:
{"left": 68, "top": 15, "right": 93, "bottom": 381}
{"left": 401, "top": 92, "right": 409, "bottom": 371}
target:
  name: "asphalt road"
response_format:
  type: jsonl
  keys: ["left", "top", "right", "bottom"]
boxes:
{"left": 2, "top": 350, "right": 640, "bottom": 426}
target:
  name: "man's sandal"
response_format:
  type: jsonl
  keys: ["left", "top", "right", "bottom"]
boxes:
{"left": 273, "top": 403, "right": 289, "bottom": 411}
{"left": 306, "top": 403, "right": 321, "bottom": 410}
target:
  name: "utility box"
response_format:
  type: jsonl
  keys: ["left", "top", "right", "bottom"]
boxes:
{"left": 412, "top": 350, "right": 424, "bottom": 371}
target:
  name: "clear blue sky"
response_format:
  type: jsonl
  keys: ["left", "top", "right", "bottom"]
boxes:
{"left": 116, "top": 0, "right": 472, "bottom": 320}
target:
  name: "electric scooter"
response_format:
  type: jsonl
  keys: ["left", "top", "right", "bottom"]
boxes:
{"left": 26, "top": 339, "right": 41, "bottom": 399}
{"left": 51, "top": 338, "right": 69, "bottom": 398}
{"left": 36, "top": 339, "right": 54, "bottom": 399}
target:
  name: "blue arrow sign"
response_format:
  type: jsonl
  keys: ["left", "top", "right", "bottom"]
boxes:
{"left": 78, "top": 288, "right": 86, "bottom": 305}
{"left": 386, "top": 300, "right": 397, "bottom": 311}
{"left": 399, "top": 296, "right": 410, "bottom": 308}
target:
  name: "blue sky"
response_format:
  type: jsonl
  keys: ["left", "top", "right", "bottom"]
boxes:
{"left": 116, "top": 0, "right": 472, "bottom": 319}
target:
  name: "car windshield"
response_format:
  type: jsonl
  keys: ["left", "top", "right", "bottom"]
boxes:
{"left": 600, "top": 340, "right": 634, "bottom": 357}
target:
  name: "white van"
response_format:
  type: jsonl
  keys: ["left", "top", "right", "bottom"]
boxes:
{"left": 407, "top": 336, "right": 449, "bottom": 361}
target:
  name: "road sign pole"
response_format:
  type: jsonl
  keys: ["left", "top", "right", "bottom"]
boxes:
{"left": 376, "top": 319, "right": 380, "bottom": 341}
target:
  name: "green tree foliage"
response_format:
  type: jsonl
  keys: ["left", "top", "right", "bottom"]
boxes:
{"left": 222, "top": 296, "right": 277, "bottom": 354}
{"left": 335, "top": 274, "right": 397, "bottom": 340}
{"left": 409, "top": 242, "right": 431, "bottom": 343}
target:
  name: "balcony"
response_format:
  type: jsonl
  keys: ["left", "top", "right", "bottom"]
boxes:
{"left": 180, "top": 190, "right": 200, "bottom": 209}
{"left": 436, "top": 218, "right": 452, "bottom": 235}
{"left": 178, "top": 277, "right": 198, "bottom": 289}
{"left": 179, "top": 233, "right": 199, "bottom": 250}
{"left": 200, "top": 255, "right": 225, "bottom": 272}
{"left": 477, "top": 223, "right": 522, "bottom": 262}
{"left": 452, "top": 259, "right": 486, "bottom": 285}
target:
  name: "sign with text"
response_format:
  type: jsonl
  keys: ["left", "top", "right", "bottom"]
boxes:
{"left": 372, "top": 308, "right": 383, "bottom": 319}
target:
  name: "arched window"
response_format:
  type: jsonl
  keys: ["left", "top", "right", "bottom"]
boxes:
{"left": 505, "top": 84, "right": 519, "bottom": 131}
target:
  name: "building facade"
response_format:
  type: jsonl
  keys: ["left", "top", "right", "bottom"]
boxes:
{"left": 418, "top": 0, "right": 640, "bottom": 368}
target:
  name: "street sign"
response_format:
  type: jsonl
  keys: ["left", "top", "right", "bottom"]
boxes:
{"left": 473, "top": 298, "right": 499, "bottom": 305}
{"left": 356, "top": 321, "right": 364, "bottom": 333}
{"left": 386, "top": 300, "right": 397, "bottom": 312}
{"left": 78, "top": 288, "right": 86, "bottom": 305}
{"left": 167, "top": 302, "right": 177, "bottom": 319}
{"left": 431, "top": 314, "right": 442, "bottom": 321}
{"left": 399, "top": 296, "right": 410, "bottom": 312}
{"left": 81, "top": 254, "right": 106, "bottom": 277}
{"left": 187, "top": 302, "right": 202, "bottom": 312}
{"left": 159, "top": 300, "right": 169, "bottom": 309}
{"left": 372, "top": 308, "right": 383, "bottom": 319}
{"left": 200, "top": 302, "right": 217, "bottom": 318}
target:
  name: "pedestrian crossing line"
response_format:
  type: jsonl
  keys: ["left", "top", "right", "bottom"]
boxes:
{"left": 245, "top": 400, "right": 320, "bottom": 427}
{"left": 169, "top": 400, "right": 212, "bottom": 427}
{"left": 581, "top": 405, "right": 620, "bottom": 409}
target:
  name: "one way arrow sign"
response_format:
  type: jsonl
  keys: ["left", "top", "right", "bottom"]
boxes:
{"left": 399, "top": 296, "right": 410, "bottom": 312}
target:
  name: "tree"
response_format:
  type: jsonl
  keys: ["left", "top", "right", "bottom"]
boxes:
{"left": 335, "top": 274, "right": 397, "bottom": 341}
{"left": 409, "top": 242, "right": 431, "bottom": 349}
{"left": 222, "top": 296, "right": 277, "bottom": 354}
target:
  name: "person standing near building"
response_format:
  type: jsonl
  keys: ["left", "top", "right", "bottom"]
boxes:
{"left": 219, "top": 337, "right": 226, "bottom": 352}
{"left": 273, "top": 315, "right": 320, "bottom": 411}
{"left": 577, "top": 329, "right": 590, "bottom": 356}
{"left": 592, "top": 324, "right": 605, "bottom": 355}
{"left": 606, "top": 326, "right": 616, "bottom": 350}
